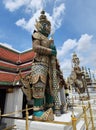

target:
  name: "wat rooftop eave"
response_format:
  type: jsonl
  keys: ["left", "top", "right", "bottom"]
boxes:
{"left": 0, "top": 61, "right": 32, "bottom": 73}
{"left": 0, "top": 44, "right": 35, "bottom": 87}
{"left": 0, "top": 44, "right": 35, "bottom": 64}
{"left": 0, "top": 71, "right": 31, "bottom": 87}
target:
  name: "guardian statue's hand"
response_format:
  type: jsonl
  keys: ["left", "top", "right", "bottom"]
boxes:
{"left": 49, "top": 44, "right": 56, "bottom": 50}
{"left": 51, "top": 49, "right": 57, "bottom": 56}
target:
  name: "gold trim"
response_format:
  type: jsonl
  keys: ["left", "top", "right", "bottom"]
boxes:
{"left": 33, "top": 106, "right": 44, "bottom": 111}
{"left": 6, "top": 88, "right": 13, "bottom": 93}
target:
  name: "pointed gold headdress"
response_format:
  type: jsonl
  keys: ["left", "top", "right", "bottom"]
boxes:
{"left": 35, "top": 10, "right": 51, "bottom": 34}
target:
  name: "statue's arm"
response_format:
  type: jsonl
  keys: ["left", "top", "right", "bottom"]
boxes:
{"left": 75, "top": 70, "right": 85, "bottom": 76}
{"left": 33, "top": 40, "right": 52, "bottom": 55}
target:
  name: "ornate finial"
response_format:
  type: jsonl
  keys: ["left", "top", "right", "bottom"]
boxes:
{"left": 85, "top": 66, "right": 87, "bottom": 72}
{"left": 39, "top": 10, "right": 46, "bottom": 21}
{"left": 72, "top": 52, "right": 77, "bottom": 59}
{"left": 93, "top": 74, "right": 95, "bottom": 80}
{"left": 41, "top": 10, "right": 45, "bottom": 14}
{"left": 88, "top": 68, "right": 92, "bottom": 79}
{"left": 38, "top": 10, "right": 50, "bottom": 25}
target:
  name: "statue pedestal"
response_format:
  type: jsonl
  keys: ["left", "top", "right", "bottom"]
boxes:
{"left": 14, "top": 112, "right": 85, "bottom": 130}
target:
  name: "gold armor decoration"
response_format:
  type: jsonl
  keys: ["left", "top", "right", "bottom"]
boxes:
{"left": 32, "top": 32, "right": 53, "bottom": 64}
{"left": 19, "top": 72, "right": 32, "bottom": 100}
{"left": 31, "top": 63, "right": 48, "bottom": 85}
{"left": 31, "top": 75, "right": 47, "bottom": 84}
{"left": 31, "top": 75, "right": 40, "bottom": 84}
{"left": 32, "top": 81, "right": 45, "bottom": 98}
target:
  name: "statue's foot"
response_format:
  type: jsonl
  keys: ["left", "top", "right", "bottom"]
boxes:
{"left": 32, "top": 110, "right": 43, "bottom": 121}
{"left": 32, "top": 108, "right": 54, "bottom": 121}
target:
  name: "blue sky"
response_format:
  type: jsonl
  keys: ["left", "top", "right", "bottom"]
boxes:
{"left": 0, "top": 0, "right": 96, "bottom": 78}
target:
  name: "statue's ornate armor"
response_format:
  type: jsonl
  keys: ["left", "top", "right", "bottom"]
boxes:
{"left": 32, "top": 32, "right": 52, "bottom": 64}
{"left": 31, "top": 32, "right": 54, "bottom": 111}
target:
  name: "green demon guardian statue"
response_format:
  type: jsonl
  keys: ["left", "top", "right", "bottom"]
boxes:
{"left": 20, "top": 10, "right": 66, "bottom": 121}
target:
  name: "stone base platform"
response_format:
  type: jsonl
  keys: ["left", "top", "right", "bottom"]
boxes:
{"left": 14, "top": 111, "right": 85, "bottom": 130}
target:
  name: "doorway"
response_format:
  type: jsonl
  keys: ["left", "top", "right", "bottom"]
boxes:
{"left": 0, "top": 89, "right": 6, "bottom": 115}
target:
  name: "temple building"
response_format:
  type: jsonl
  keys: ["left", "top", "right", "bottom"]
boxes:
{"left": 0, "top": 44, "right": 35, "bottom": 117}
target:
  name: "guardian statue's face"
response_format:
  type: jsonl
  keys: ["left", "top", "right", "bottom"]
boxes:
{"left": 41, "top": 22, "right": 51, "bottom": 36}
{"left": 35, "top": 10, "right": 51, "bottom": 37}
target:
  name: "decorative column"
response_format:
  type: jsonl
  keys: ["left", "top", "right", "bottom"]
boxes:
{"left": 3, "top": 88, "right": 23, "bottom": 126}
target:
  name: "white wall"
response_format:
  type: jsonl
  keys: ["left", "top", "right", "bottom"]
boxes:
{"left": 3, "top": 88, "right": 23, "bottom": 127}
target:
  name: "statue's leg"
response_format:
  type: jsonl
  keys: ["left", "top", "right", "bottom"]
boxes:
{"left": 32, "top": 81, "right": 45, "bottom": 118}
{"left": 32, "top": 81, "right": 54, "bottom": 121}
{"left": 45, "top": 86, "right": 54, "bottom": 110}
{"left": 31, "top": 63, "right": 54, "bottom": 120}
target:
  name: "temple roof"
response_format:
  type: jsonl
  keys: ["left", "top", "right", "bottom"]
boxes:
{"left": 0, "top": 44, "right": 35, "bottom": 88}
{"left": 1, "top": 44, "right": 35, "bottom": 63}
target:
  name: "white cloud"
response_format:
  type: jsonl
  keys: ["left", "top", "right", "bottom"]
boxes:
{"left": 15, "top": 3, "right": 65, "bottom": 34}
{"left": 3, "top": 0, "right": 46, "bottom": 12}
{"left": 59, "top": 59, "right": 72, "bottom": 78}
{"left": 16, "top": 18, "right": 26, "bottom": 27}
{"left": 25, "top": 0, "right": 45, "bottom": 13}
{"left": 3, "top": 0, "right": 28, "bottom": 12}
{"left": 52, "top": 3, "right": 65, "bottom": 32}
{"left": 3, "top": 0, "right": 65, "bottom": 34}
{"left": 57, "top": 34, "right": 96, "bottom": 78}
{"left": 57, "top": 39, "right": 77, "bottom": 58}
{"left": 16, "top": 10, "right": 41, "bottom": 33}
{"left": 77, "top": 34, "right": 93, "bottom": 52}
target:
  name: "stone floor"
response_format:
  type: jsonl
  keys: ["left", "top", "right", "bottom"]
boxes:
{"left": 2, "top": 91, "right": 96, "bottom": 130}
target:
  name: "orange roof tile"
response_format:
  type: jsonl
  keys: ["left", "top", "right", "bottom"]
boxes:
{"left": 0, "top": 47, "right": 19, "bottom": 63}
{"left": 0, "top": 61, "right": 17, "bottom": 69}
{"left": 0, "top": 45, "right": 35, "bottom": 64}
{"left": 20, "top": 51, "right": 35, "bottom": 63}
{"left": 0, "top": 72, "right": 17, "bottom": 82}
